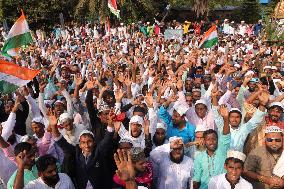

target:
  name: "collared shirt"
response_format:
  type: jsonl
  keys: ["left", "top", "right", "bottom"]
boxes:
{"left": 244, "top": 146, "right": 282, "bottom": 189}
{"left": 193, "top": 133, "right": 231, "bottom": 189}
{"left": 208, "top": 173, "right": 253, "bottom": 189}
{"left": 213, "top": 106, "right": 265, "bottom": 152}
{"left": 7, "top": 166, "right": 38, "bottom": 189}
{"left": 24, "top": 173, "right": 75, "bottom": 189}
{"left": 150, "top": 144, "right": 194, "bottom": 189}
{"left": 158, "top": 106, "right": 195, "bottom": 144}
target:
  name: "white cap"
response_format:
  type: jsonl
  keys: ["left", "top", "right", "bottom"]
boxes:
{"left": 169, "top": 136, "right": 183, "bottom": 143}
{"left": 263, "top": 66, "right": 271, "bottom": 70}
{"left": 119, "top": 137, "right": 134, "bottom": 145}
{"left": 227, "top": 150, "right": 246, "bottom": 162}
{"left": 195, "top": 124, "right": 207, "bottom": 132}
{"left": 241, "top": 21, "right": 245, "bottom": 23}
{"left": 234, "top": 64, "right": 241, "bottom": 69}
{"left": 244, "top": 70, "right": 254, "bottom": 77}
{"left": 224, "top": 19, "right": 229, "bottom": 22}
{"left": 58, "top": 113, "right": 73, "bottom": 125}
{"left": 229, "top": 108, "right": 242, "bottom": 114}
{"left": 265, "top": 126, "right": 283, "bottom": 134}
{"left": 79, "top": 130, "right": 94, "bottom": 138}
{"left": 20, "top": 135, "right": 35, "bottom": 143}
{"left": 271, "top": 66, "right": 277, "bottom": 70}
{"left": 31, "top": 117, "right": 45, "bottom": 125}
{"left": 156, "top": 123, "right": 166, "bottom": 131}
{"left": 269, "top": 102, "right": 283, "bottom": 110}
{"left": 98, "top": 101, "right": 110, "bottom": 113}
{"left": 173, "top": 102, "right": 189, "bottom": 116}
{"left": 195, "top": 99, "right": 207, "bottom": 107}
{"left": 129, "top": 115, "right": 144, "bottom": 126}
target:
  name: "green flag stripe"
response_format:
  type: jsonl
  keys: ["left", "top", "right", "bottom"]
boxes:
{"left": 2, "top": 32, "right": 33, "bottom": 53}
{"left": 201, "top": 38, "right": 218, "bottom": 48}
{"left": 0, "top": 80, "right": 19, "bottom": 94}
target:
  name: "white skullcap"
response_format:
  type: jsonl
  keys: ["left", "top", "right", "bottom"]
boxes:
{"left": 227, "top": 150, "right": 246, "bottom": 162}
{"left": 195, "top": 124, "right": 207, "bottom": 132}
{"left": 234, "top": 64, "right": 241, "bottom": 69}
{"left": 244, "top": 70, "right": 254, "bottom": 76}
{"left": 129, "top": 115, "right": 144, "bottom": 126}
{"left": 156, "top": 122, "right": 166, "bottom": 131}
{"left": 173, "top": 102, "right": 189, "bottom": 116}
{"left": 229, "top": 108, "right": 242, "bottom": 114}
{"left": 271, "top": 66, "right": 277, "bottom": 70}
{"left": 58, "top": 113, "right": 73, "bottom": 125}
{"left": 98, "top": 101, "right": 110, "bottom": 113}
{"left": 119, "top": 137, "right": 134, "bottom": 145}
{"left": 79, "top": 130, "right": 94, "bottom": 138}
{"left": 269, "top": 102, "right": 283, "bottom": 110}
{"left": 241, "top": 21, "right": 245, "bottom": 23}
{"left": 195, "top": 99, "right": 207, "bottom": 107}
{"left": 265, "top": 126, "right": 283, "bottom": 134}
{"left": 20, "top": 135, "right": 35, "bottom": 143}
{"left": 263, "top": 66, "right": 271, "bottom": 70}
{"left": 169, "top": 136, "right": 183, "bottom": 143}
{"left": 31, "top": 117, "right": 45, "bottom": 125}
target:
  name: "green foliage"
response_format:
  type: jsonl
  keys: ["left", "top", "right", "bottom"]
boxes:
{"left": 240, "top": 0, "right": 261, "bottom": 23}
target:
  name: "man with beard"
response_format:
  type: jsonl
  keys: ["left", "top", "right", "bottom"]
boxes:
{"left": 243, "top": 126, "right": 284, "bottom": 189}
{"left": 16, "top": 155, "right": 75, "bottom": 189}
{"left": 8, "top": 143, "right": 36, "bottom": 189}
{"left": 193, "top": 104, "right": 231, "bottom": 189}
{"left": 244, "top": 102, "right": 283, "bottom": 154}
{"left": 150, "top": 136, "right": 194, "bottom": 189}
{"left": 158, "top": 94, "right": 195, "bottom": 144}
{"left": 208, "top": 150, "right": 253, "bottom": 189}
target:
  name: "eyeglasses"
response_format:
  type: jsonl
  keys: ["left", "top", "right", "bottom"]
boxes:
{"left": 266, "top": 138, "right": 282, "bottom": 143}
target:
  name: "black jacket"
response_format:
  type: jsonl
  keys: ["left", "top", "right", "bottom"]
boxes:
{"left": 56, "top": 131, "right": 114, "bottom": 189}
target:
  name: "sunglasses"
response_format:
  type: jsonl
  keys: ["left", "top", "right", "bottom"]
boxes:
{"left": 266, "top": 138, "right": 282, "bottom": 143}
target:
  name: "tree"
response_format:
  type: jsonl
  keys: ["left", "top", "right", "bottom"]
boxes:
{"left": 240, "top": 0, "right": 261, "bottom": 23}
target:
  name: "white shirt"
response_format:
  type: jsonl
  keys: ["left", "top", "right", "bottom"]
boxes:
{"left": 150, "top": 144, "right": 194, "bottom": 189}
{"left": 24, "top": 173, "right": 75, "bottom": 189}
{"left": 208, "top": 173, "right": 253, "bottom": 189}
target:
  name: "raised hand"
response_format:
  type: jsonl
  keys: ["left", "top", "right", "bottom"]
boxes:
{"left": 211, "top": 85, "right": 219, "bottom": 98}
{"left": 176, "top": 80, "right": 183, "bottom": 91}
{"left": 74, "top": 73, "right": 83, "bottom": 86}
{"left": 218, "top": 104, "right": 229, "bottom": 118}
{"left": 144, "top": 117, "right": 150, "bottom": 135}
{"left": 15, "top": 150, "right": 29, "bottom": 168}
{"left": 115, "top": 89, "right": 126, "bottom": 102}
{"left": 145, "top": 93, "right": 154, "bottom": 108}
{"left": 86, "top": 78, "right": 96, "bottom": 90}
{"left": 39, "top": 82, "right": 47, "bottom": 93}
{"left": 114, "top": 149, "right": 135, "bottom": 182}
{"left": 48, "top": 110, "right": 58, "bottom": 127}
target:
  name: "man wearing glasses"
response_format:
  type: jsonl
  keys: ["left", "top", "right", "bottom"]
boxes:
{"left": 244, "top": 126, "right": 284, "bottom": 189}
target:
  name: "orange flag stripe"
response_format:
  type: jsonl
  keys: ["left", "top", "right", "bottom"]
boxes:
{"left": 0, "top": 60, "right": 40, "bottom": 80}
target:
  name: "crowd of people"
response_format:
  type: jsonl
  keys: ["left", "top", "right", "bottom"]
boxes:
{"left": 0, "top": 18, "right": 283, "bottom": 189}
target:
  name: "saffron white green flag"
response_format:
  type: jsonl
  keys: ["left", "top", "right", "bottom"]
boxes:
{"left": 2, "top": 11, "right": 33, "bottom": 57}
{"left": 108, "top": 0, "right": 120, "bottom": 19}
{"left": 199, "top": 25, "right": 218, "bottom": 48}
{"left": 0, "top": 60, "right": 40, "bottom": 94}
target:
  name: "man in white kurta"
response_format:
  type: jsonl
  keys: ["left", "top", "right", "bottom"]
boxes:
{"left": 208, "top": 150, "right": 253, "bottom": 189}
{"left": 150, "top": 137, "right": 194, "bottom": 189}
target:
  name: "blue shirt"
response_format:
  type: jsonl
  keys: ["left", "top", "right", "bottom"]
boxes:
{"left": 213, "top": 106, "right": 265, "bottom": 152}
{"left": 193, "top": 133, "right": 231, "bottom": 189}
{"left": 158, "top": 105, "right": 195, "bottom": 144}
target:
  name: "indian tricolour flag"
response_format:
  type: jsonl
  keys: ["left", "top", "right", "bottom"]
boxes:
{"left": 108, "top": 0, "right": 120, "bottom": 19}
{"left": 2, "top": 11, "right": 33, "bottom": 57}
{"left": 0, "top": 60, "right": 40, "bottom": 94}
{"left": 199, "top": 25, "right": 218, "bottom": 48}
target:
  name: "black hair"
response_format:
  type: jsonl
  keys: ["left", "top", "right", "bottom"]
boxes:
{"left": 133, "top": 106, "right": 146, "bottom": 116}
{"left": 259, "top": 77, "right": 268, "bottom": 86}
{"left": 14, "top": 142, "right": 32, "bottom": 156}
{"left": 225, "top": 157, "right": 244, "bottom": 167}
{"left": 229, "top": 110, "right": 242, "bottom": 118}
{"left": 36, "top": 154, "right": 57, "bottom": 173}
{"left": 203, "top": 129, "right": 218, "bottom": 138}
